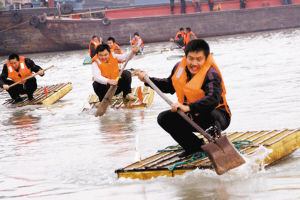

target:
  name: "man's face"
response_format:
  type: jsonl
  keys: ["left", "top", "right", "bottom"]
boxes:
{"left": 97, "top": 49, "right": 110, "bottom": 63}
{"left": 9, "top": 58, "right": 20, "bottom": 70}
{"left": 107, "top": 40, "right": 114, "bottom": 48}
{"left": 186, "top": 51, "right": 207, "bottom": 75}
{"left": 93, "top": 38, "right": 99, "bottom": 43}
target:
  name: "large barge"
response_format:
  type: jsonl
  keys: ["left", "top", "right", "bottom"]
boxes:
{"left": 1, "top": 0, "right": 300, "bottom": 56}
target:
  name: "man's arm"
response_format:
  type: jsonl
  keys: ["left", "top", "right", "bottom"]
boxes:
{"left": 189, "top": 67, "right": 223, "bottom": 114}
{"left": 0, "top": 65, "right": 8, "bottom": 88}
{"left": 25, "top": 58, "right": 43, "bottom": 73}
{"left": 91, "top": 62, "right": 109, "bottom": 85}
{"left": 145, "top": 63, "right": 179, "bottom": 94}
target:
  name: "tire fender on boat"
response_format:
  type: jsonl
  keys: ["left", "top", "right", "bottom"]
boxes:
{"left": 102, "top": 17, "right": 110, "bottom": 26}
{"left": 29, "top": 15, "right": 39, "bottom": 28}
{"left": 60, "top": 3, "right": 73, "bottom": 14}
{"left": 39, "top": 14, "right": 47, "bottom": 24}
{"left": 11, "top": 10, "right": 23, "bottom": 23}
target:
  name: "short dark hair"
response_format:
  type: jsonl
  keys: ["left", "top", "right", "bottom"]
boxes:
{"left": 186, "top": 27, "right": 191, "bottom": 32}
{"left": 107, "top": 37, "right": 115, "bottom": 43}
{"left": 92, "top": 35, "right": 98, "bottom": 39}
{"left": 179, "top": 27, "right": 184, "bottom": 31}
{"left": 8, "top": 53, "right": 19, "bottom": 61}
{"left": 185, "top": 39, "right": 210, "bottom": 58}
{"left": 134, "top": 32, "right": 139, "bottom": 36}
{"left": 96, "top": 43, "right": 110, "bottom": 54}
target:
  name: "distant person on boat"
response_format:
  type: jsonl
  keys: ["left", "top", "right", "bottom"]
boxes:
{"left": 192, "top": 0, "right": 202, "bottom": 12}
{"left": 0, "top": 54, "right": 44, "bottom": 103}
{"left": 137, "top": 39, "right": 231, "bottom": 158}
{"left": 240, "top": 0, "right": 246, "bottom": 9}
{"left": 208, "top": 0, "right": 214, "bottom": 11}
{"left": 89, "top": 35, "right": 102, "bottom": 58}
{"left": 183, "top": 27, "right": 197, "bottom": 47}
{"left": 170, "top": 27, "right": 185, "bottom": 48}
{"left": 91, "top": 44, "right": 138, "bottom": 102}
{"left": 107, "top": 37, "right": 123, "bottom": 55}
{"left": 131, "top": 32, "right": 144, "bottom": 55}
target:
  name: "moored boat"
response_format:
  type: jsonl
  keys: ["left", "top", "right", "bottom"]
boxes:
{"left": 115, "top": 128, "right": 300, "bottom": 179}
{"left": 3, "top": 82, "right": 72, "bottom": 107}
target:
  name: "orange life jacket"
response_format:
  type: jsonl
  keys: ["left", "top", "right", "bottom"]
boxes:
{"left": 91, "top": 53, "right": 119, "bottom": 79}
{"left": 6, "top": 56, "right": 32, "bottom": 84}
{"left": 111, "top": 43, "right": 123, "bottom": 54}
{"left": 184, "top": 31, "right": 198, "bottom": 45}
{"left": 89, "top": 40, "right": 100, "bottom": 57}
{"left": 171, "top": 54, "right": 231, "bottom": 116}
{"left": 131, "top": 36, "right": 144, "bottom": 47}
{"left": 175, "top": 31, "right": 185, "bottom": 40}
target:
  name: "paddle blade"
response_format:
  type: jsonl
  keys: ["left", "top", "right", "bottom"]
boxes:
{"left": 95, "top": 86, "right": 118, "bottom": 117}
{"left": 201, "top": 136, "right": 245, "bottom": 175}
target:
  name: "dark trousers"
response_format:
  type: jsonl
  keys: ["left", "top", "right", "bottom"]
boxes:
{"left": 174, "top": 38, "right": 184, "bottom": 48}
{"left": 6, "top": 77, "right": 37, "bottom": 100}
{"left": 181, "top": 0, "right": 186, "bottom": 13}
{"left": 157, "top": 109, "right": 230, "bottom": 153}
{"left": 208, "top": 1, "right": 214, "bottom": 11}
{"left": 92, "top": 70, "right": 132, "bottom": 102}
{"left": 194, "top": 2, "right": 201, "bottom": 12}
{"left": 170, "top": 0, "right": 175, "bottom": 14}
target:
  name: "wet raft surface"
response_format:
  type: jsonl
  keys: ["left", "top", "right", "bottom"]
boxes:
{"left": 88, "top": 86, "right": 154, "bottom": 109}
{"left": 3, "top": 83, "right": 72, "bottom": 107}
{"left": 116, "top": 129, "right": 300, "bottom": 180}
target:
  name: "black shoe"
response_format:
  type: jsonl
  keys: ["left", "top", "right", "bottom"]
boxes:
{"left": 28, "top": 94, "right": 34, "bottom": 101}
{"left": 12, "top": 97, "right": 25, "bottom": 104}
{"left": 205, "top": 125, "right": 221, "bottom": 139}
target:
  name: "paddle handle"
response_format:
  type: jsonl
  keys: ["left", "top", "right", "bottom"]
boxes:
{"left": 144, "top": 76, "right": 214, "bottom": 142}
{"left": 0, "top": 65, "right": 55, "bottom": 93}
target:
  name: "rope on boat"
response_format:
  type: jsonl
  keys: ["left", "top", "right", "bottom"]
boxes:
{"left": 168, "top": 152, "right": 206, "bottom": 172}
{"left": 166, "top": 140, "right": 253, "bottom": 172}
{"left": 0, "top": 20, "right": 29, "bottom": 33}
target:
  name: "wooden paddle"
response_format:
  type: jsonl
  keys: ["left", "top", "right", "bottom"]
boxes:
{"left": 143, "top": 76, "right": 245, "bottom": 175}
{"left": 95, "top": 51, "right": 135, "bottom": 117}
{"left": 0, "top": 65, "right": 55, "bottom": 93}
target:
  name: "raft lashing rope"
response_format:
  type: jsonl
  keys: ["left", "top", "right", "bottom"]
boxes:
{"left": 156, "top": 140, "right": 254, "bottom": 172}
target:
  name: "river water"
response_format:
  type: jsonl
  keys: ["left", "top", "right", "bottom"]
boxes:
{"left": 1, "top": 28, "right": 300, "bottom": 200}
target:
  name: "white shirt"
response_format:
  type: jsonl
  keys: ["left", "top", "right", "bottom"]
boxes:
{"left": 92, "top": 52, "right": 130, "bottom": 85}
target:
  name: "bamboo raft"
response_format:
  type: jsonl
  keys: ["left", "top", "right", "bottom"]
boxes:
{"left": 116, "top": 128, "right": 300, "bottom": 179}
{"left": 3, "top": 83, "right": 72, "bottom": 107}
{"left": 88, "top": 86, "right": 154, "bottom": 110}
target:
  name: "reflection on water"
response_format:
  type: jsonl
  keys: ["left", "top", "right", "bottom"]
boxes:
{"left": 0, "top": 28, "right": 300, "bottom": 200}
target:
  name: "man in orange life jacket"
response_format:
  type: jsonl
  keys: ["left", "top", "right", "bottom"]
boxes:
{"left": 91, "top": 44, "right": 138, "bottom": 102}
{"left": 170, "top": 27, "right": 185, "bottom": 48}
{"left": 137, "top": 39, "right": 231, "bottom": 158}
{"left": 183, "top": 27, "right": 197, "bottom": 47}
{"left": 131, "top": 32, "right": 144, "bottom": 55}
{"left": 107, "top": 37, "right": 123, "bottom": 55}
{"left": 0, "top": 54, "right": 44, "bottom": 103}
{"left": 89, "top": 35, "right": 102, "bottom": 58}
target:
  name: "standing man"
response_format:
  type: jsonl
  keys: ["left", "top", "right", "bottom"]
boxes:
{"left": 137, "top": 39, "right": 231, "bottom": 157}
{"left": 91, "top": 44, "right": 138, "bottom": 102}
{"left": 208, "top": 0, "right": 214, "bottom": 11}
{"left": 107, "top": 37, "right": 123, "bottom": 55}
{"left": 0, "top": 54, "right": 44, "bottom": 103}
{"left": 89, "top": 35, "right": 102, "bottom": 58}
{"left": 192, "top": 0, "right": 201, "bottom": 12}
{"left": 170, "top": 0, "right": 175, "bottom": 14}
{"left": 131, "top": 32, "right": 144, "bottom": 55}
{"left": 180, "top": 0, "right": 186, "bottom": 14}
